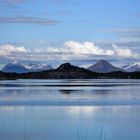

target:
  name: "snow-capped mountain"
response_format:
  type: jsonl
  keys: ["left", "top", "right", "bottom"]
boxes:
{"left": 25, "top": 63, "right": 54, "bottom": 72}
{"left": 122, "top": 62, "right": 140, "bottom": 72}
{"left": 88, "top": 59, "right": 122, "bottom": 73}
{"left": 1, "top": 61, "right": 29, "bottom": 74}
{"left": 1, "top": 62, "right": 54, "bottom": 73}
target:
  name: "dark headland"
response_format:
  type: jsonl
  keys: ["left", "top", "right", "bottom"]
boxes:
{"left": 0, "top": 63, "right": 140, "bottom": 80}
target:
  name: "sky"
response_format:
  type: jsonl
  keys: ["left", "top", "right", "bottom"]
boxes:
{"left": 0, "top": 0, "right": 140, "bottom": 68}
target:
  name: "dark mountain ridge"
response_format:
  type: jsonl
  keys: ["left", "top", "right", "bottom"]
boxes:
{"left": 0, "top": 62, "right": 140, "bottom": 80}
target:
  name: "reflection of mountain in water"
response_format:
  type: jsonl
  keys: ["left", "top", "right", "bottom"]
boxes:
{"left": 59, "top": 90, "right": 75, "bottom": 95}
{"left": 93, "top": 90, "right": 112, "bottom": 94}
{"left": 93, "top": 90, "right": 113, "bottom": 100}
{"left": 59, "top": 89, "right": 112, "bottom": 95}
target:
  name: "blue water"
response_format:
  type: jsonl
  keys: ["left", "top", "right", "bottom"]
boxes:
{"left": 0, "top": 79, "right": 140, "bottom": 140}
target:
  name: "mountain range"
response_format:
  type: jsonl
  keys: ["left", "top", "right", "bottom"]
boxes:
{"left": 122, "top": 62, "right": 140, "bottom": 72}
{"left": 1, "top": 62, "right": 140, "bottom": 80}
{"left": 1, "top": 61, "right": 29, "bottom": 74}
{"left": 1, "top": 60, "right": 140, "bottom": 74}
{"left": 25, "top": 63, "right": 54, "bottom": 72}
{"left": 1, "top": 61, "right": 54, "bottom": 73}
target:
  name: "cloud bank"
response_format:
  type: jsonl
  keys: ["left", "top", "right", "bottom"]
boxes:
{"left": 0, "top": 44, "right": 27, "bottom": 56}
{"left": 0, "top": 41, "right": 139, "bottom": 65}
{"left": 47, "top": 40, "right": 139, "bottom": 58}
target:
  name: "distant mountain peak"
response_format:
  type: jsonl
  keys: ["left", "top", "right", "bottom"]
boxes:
{"left": 88, "top": 59, "right": 122, "bottom": 73}
{"left": 1, "top": 62, "right": 54, "bottom": 73}
{"left": 122, "top": 62, "right": 140, "bottom": 72}
{"left": 1, "top": 61, "right": 29, "bottom": 74}
{"left": 12, "top": 61, "right": 18, "bottom": 64}
{"left": 58, "top": 63, "right": 71, "bottom": 68}
{"left": 25, "top": 63, "right": 54, "bottom": 72}
{"left": 8, "top": 61, "right": 22, "bottom": 66}
{"left": 57, "top": 63, "right": 77, "bottom": 71}
{"left": 94, "top": 59, "right": 112, "bottom": 67}
{"left": 98, "top": 59, "right": 109, "bottom": 63}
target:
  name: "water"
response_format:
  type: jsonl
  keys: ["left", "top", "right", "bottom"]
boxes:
{"left": 0, "top": 79, "right": 140, "bottom": 140}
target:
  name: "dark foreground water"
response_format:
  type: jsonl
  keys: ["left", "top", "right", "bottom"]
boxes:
{"left": 0, "top": 79, "right": 140, "bottom": 140}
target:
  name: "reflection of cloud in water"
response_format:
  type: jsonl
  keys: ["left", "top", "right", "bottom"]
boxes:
{"left": 68, "top": 106, "right": 97, "bottom": 115}
{"left": 111, "top": 106, "right": 132, "bottom": 113}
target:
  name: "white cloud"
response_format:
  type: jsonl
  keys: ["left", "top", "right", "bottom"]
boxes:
{"left": 112, "top": 44, "right": 139, "bottom": 58}
{"left": 47, "top": 40, "right": 139, "bottom": 58}
{"left": 64, "top": 41, "right": 104, "bottom": 55}
{"left": 0, "top": 44, "right": 27, "bottom": 56}
{"left": 0, "top": 41, "right": 139, "bottom": 64}
{"left": 47, "top": 40, "right": 113, "bottom": 55}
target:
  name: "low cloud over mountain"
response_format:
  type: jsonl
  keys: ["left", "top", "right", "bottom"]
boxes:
{"left": 0, "top": 40, "right": 139, "bottom": 66}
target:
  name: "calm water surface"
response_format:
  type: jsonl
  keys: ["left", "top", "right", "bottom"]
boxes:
{"left": 0, "top": 79, "right": 140, "bottom": 140}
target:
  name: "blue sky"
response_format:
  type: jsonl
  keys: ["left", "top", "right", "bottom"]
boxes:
{"left": 0, "top": 0, "right": 140, "bottom": 67}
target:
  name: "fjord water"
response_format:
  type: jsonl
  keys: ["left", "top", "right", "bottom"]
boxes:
{"left": 0, "top": 79, "right": 140, "bottom": 140}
